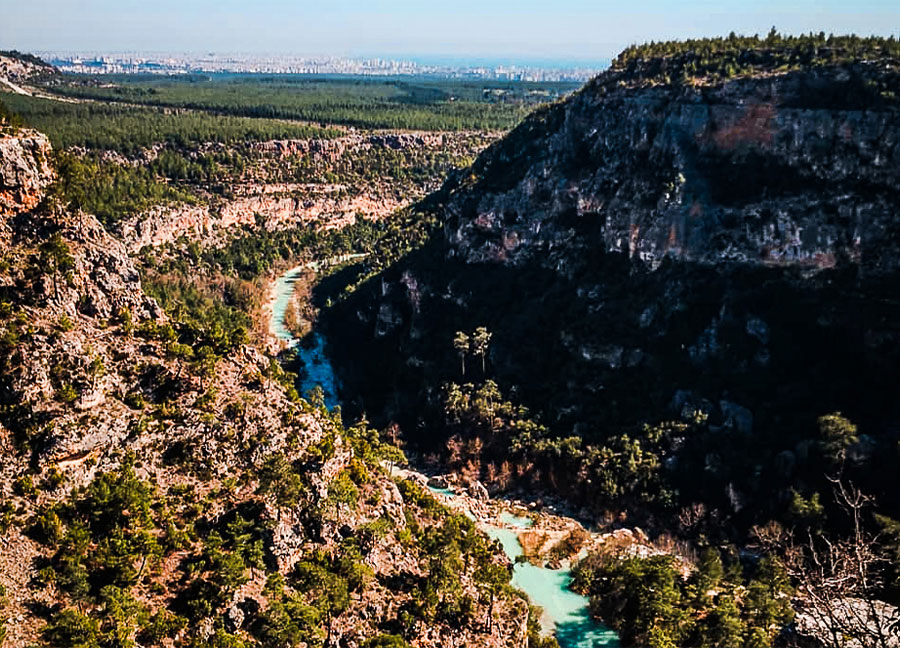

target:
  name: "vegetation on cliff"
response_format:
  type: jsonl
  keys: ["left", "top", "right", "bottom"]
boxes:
{"left": 51, "top": 151, "right": 201, "bottom": 226}
{"left": 612, "top": 30, "right": 900, "bottom": 86}
{"left": 319, "top": 37, "right": 900, "bottom": 647}
{"left": 0, "top": 129, "right": 529, "bottom": 648}
{"left": 22, "top": 427, "right": 521, "bottom": 648}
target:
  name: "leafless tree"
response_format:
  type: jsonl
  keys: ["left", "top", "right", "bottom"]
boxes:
{"left": 753, "top": 477, "right": 900, "bottom": 648}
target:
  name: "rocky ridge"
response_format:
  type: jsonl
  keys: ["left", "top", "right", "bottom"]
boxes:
{"left": 0, "top": 129, "right": 54, "bottom": 224}
{"left": 0, "top": 129, "right": 525, "bottom": 648}
{"left": 444, "top": 63, "right": 900, "bottom": 273}
{"left": 0, "top": 53, "right": 56, "bottom": 83}
{"left": 0, "top": 52, "right": 59, "bottom": 98}
{"left": 116, "top": 131, "right": 491, "bottom": 252}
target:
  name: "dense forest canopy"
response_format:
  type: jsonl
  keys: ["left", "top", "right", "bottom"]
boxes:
{"left": 38, "top": 74, "right": 579, "bottom": 132}
{"left": 611, "top": 30, "right": 900, "bottom": 83}
{"left": 0, "top": 92, "right": 341, "bottom": 152}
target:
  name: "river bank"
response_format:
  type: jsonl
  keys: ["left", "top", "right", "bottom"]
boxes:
{"left": 262, "top": 253, "right": 367, "bottom": 352}
{"left": 266, "top": 263, "right": 633, "bottom": 646}
{"left": 264, "top": 254, "right": 366, "bottom": 407}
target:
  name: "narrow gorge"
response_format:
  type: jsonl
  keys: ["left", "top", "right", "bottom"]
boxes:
{"left": 267, "top": 262, "right": 629, "bottom": 647}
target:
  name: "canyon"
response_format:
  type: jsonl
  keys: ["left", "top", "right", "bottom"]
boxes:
{"left": 327, "top": 60, "right": 900, "bottom": 464}
{"left": 117, "top": 131, "right": 494, "bottom": 251}
{"left": 4, "top": 38, "right": 900, "bottom": 647}
{"left": 0, "top": 128, "right": 529, "bottom": 648}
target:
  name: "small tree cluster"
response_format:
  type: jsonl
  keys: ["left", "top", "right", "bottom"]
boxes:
{"left": 452, "top": 327, "right": 491, "bottom": 376}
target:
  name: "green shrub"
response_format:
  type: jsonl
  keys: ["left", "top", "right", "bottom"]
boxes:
{"left": 56, "top": 383, "right": 78, "bottom": 404}
{"left": 13, "top": 474, "right": 37, "bottom": 497}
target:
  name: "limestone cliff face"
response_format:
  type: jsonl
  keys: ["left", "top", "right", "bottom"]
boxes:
{"left": 443, "top": 63, "right": 900, "bottom": 274}
{"left": 0, "top": 129, "right": 54, "bottom": 225}
{"left": 116, "top": 132, "right": 479, "bottom": 251}
{"left": 326, "top": 62, "right": 900, "bottom": 460}
{"left": 118, "top": 183, "right": 405, "bottom": 251}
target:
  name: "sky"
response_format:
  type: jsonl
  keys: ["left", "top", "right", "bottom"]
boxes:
{"left": 1, "top": 0, "right": 899, "bottom": 65}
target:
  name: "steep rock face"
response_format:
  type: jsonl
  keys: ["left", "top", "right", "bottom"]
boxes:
{"left": 326, "top": 63, "right": 900, "bottom": 486}
{"left": 115, "top": 131, "right": 488, "bottom": 251}
{"left": 445, "top": 64, "right": 900, "bottom": 273}
{"left": 118, "top": 183, "right": 404, "bottom": 251}
{"left": 0, "top": 130, "right": 54, "bottom": 224}
{"left": 252, "top": 132, "right": 450, "bottom": 159}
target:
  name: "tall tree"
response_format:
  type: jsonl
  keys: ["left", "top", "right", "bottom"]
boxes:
{"left": 818, "top": 413, "right": 859, "bottom": 466}
{"left": 293, "top": 561, "right": 349, "bottom": 645}
{"left": 194, "top": 345, "right": 218, "bottom": 391}
{"left": 39, "top": 232, "right": 75, "bottom": 301}
{"left": 453, "top": 331, "right": 470, "bottom": 376}
{"left": 472, "top": 327, "right": 492, "bottom": 374}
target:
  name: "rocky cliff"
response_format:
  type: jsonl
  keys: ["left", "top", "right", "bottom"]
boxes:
{"left": 0, "top": 52, "right": 56, "bottom": 84}
{"left": 0, "top": 129, "right": 54, "bottom": 224}
{"left": 115, "top": 131, "right": 489, "bottom": 251}
{"left": 0, "top": 129, "right": 525, "bottom": 648}
{"left": 445, "top": 62, "right": 900, "bottom": 273}
{"left": 325, "top": 59, "right": 900, "bottom": 520}
{"left": 118, "top": 183, "right": 405, "bottom": 251}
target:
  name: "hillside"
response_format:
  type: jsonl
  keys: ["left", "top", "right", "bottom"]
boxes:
{"left": 0, "top": 51, "right": 57, "bottom": 84}
{"left": 0, "top": 51, "right": 58, "bottom": 98}
{"left": 0, "top": 128, "right": 530, "bottom": 648}
{"left": 323, "top": 42, "right": 900, "bottom": 645}
{"left": 330, "top": 42, "right": 900, "bottom": 439}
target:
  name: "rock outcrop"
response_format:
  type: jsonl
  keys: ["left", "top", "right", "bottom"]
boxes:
{"left": 118, "top": 183, "right": 405, "bottom": 251}
{"left": 116, "top": 131, "right": 490, "bottom": 251}
{"left": 0, "top": 129, "right": 524, "bottom": 648}
{"left": 0, "top": 129, "right": 54, "bottom": 224}
{"left": 0, "top": 52, "right": 57, "bottom": 85}
{"left": 444, "top": 63, "right": 900, "bottom": 274}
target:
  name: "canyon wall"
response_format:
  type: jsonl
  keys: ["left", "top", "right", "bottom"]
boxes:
{"left": 326, "top": 62, "right": 900, "bottom": 479}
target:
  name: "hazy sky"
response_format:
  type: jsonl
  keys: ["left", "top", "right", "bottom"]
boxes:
{"left": 2, "top": 0, "right": 899, "bottom": 63}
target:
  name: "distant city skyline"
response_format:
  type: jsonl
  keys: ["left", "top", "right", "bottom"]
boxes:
{"left": 36, "top": 50, "right": 610, "bottom": 72}
{"left": 2, "top": 0, "right": 899, "bottom": 65}
{"left": 36, "top": 51, "right": 602, "bottom": 81}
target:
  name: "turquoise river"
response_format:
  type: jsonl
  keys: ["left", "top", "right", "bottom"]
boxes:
{"left": 269, "top": 264, "right": 619, "bottom": 647}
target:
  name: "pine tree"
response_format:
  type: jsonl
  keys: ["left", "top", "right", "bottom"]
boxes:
{"left": 39, "top": 232, "right": 75, "bottom": 301}
{"left": 453, "top": 331, "right": 470, "bottom": 376}
{"left": 472, "top": 326, "right": 492, "bottom": 374}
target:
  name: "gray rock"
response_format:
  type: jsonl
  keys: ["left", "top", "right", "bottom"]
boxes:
{"left": 225, "top": 603, "right": 245, "bottom": 632}
{"left": 466, "top": 480, "right": 489, "bottom": 501}
{"left": 720, "top": 400, "right": 754, "bottom": 434}
{"left": 427, "top": 475, "right": 450, "bottom": 489}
